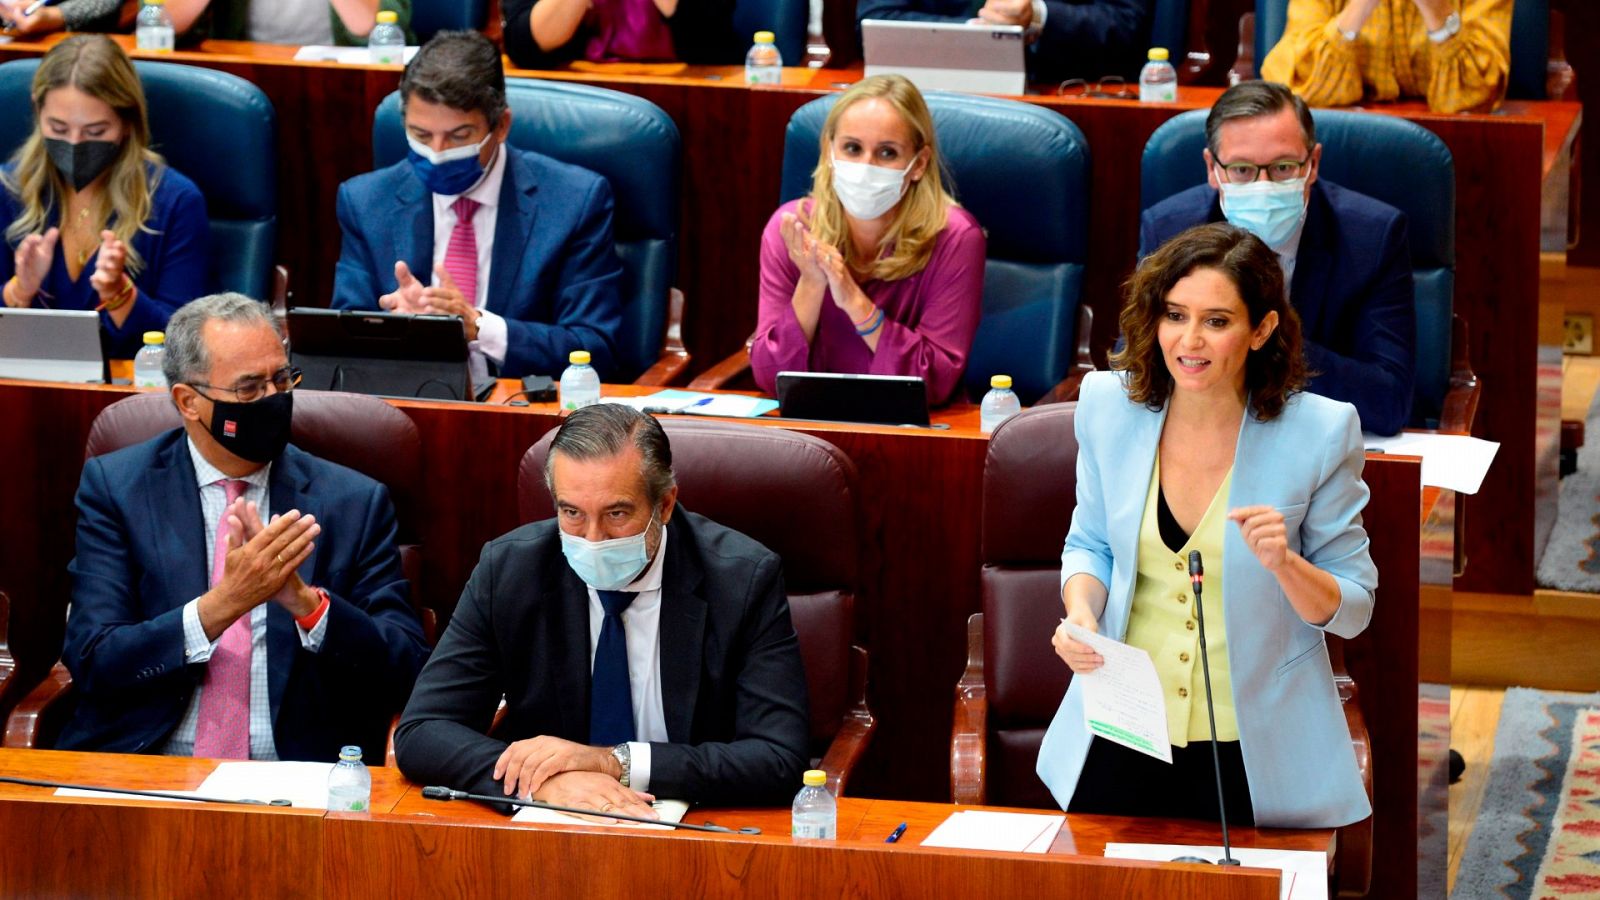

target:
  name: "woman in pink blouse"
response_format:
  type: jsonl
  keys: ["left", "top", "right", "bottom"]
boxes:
{"left": 752, "top": 75, "right": 986, "bottom": 406}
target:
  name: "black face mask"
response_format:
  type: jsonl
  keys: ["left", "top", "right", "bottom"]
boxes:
{"left": 204, "top": 391, "right": 293, "bottom": 464}
{"left": 44, "top": 138, "right": 121, "bottom": 191}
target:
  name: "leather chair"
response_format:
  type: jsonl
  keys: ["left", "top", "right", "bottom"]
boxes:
{"left": 0, "top": 59, "right": 284, "bottom": 307}
{"left": 3, "top": 390, "right": 433, "bottom": 750}
{"left": 952, "top": 401, "right": 1375, "bottom": 896}
{"left": 732, "top": 0, "right": 807, "bottom": 68}
{"left": 1140, "top": 108, "right": 1480, "bottom": 434}
{"left": 411, "top": 0, "right": 491, "bottom": 42}
{"left": 518, "top": 419, "right": 875, "bottom": 796}
{"left": 690, "top": 91, "right": 1095, "bottom": 406}
{"left": 372, "top": 80, "right": 689, "bottom": 384}
{"left": 1253, "top": 0, "right": 1548, "bottom": 99}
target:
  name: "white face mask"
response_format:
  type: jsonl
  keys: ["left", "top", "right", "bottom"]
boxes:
{"left": 831, "top": 154, "right": 912, "bottom": 221}
{"left": 1217, "top": 177, "right": 1309, "bottom": 250}
{"left": 559, "top": 515, "right": 658, "bottom": 591}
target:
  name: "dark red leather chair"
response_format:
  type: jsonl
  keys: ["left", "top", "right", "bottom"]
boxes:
{"left": 520, "top": 419, "right": 875, "bottom": 796}
{"left": 3, "top": 389, "right": 433, "bottom": 750}
{"left": 951, "top": 402, "right": 1374, "bottom": 896}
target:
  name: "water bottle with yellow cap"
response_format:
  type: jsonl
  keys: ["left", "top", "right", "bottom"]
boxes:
{"left": 980, "top": 374, "right": 1021, "bottom": 434}
{"left": 559, "top": 350, "right": 601, "bottom": 410}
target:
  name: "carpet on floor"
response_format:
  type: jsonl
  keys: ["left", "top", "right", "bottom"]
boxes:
{"left": 1420, "top": 684, "right": 1449, "bottom": 898}
{"left": 1537, "top": 388, "right": 1600, "bottom": 592}
{"left": 1450, "top": 687, "right": 1600, "bottom": 898}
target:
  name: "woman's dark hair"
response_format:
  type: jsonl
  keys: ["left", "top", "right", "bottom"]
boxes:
{"left": 1110, "top": 222, "right": 1307, "bottom": 421}
{"left": 399, "top": 30, "right": 508, "bottom": 126}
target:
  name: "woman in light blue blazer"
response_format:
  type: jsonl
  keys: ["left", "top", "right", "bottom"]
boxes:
{"left": 1036, "top": 223, "right": 1376, "bottom": 829}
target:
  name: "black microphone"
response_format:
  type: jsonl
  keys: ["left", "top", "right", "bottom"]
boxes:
{"left": 0, "top": 775, "right": 292, "bottom": 806}
{"left": 422, "top": 785, "right": 761, "bottom": 834}
{"left": 1170, "top": 550, "right": 1241, "bottom": 867}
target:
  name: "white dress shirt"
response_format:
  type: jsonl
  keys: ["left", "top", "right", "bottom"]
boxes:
{"left": 1276, "top": 210, "right": 1308, "bottom": 288}
{"left": 162, "top": 439, "right": 328, "bottom": 760}
{"left": 584, "top": 527, "right": 669, "bottom": 793}
{"left": 247, "top": 0, "right": 334, "bottom": 46}
{"left": 431, "top": 143, "right": 510, "bottom": 383}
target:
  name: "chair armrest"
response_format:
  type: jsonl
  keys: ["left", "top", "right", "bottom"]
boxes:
{"left": 3, "top": 663, "right": 74, "bottom": 749}
{"left": 686, "top": 343, "right": 754, "bottom": 392}
{"left": 634, "top": 288, "right": 692, "bottom": 386}
{"left": 950, "top": 613, "right": 987, "bottom": 805}
{"left": 1334, "top": 671, "right": 1374, "bottom": 897}
{"left": 1437, "top": 314, "right": 1482, "bottom": 436}
{"left": 817, "top": 644, "right": 876, "bottom": 798}
{"left": 270, "top": 264, "right": 290, "bottom": 314}
{"left": 1038, "top": 305, "right": 1096, "bottom": 405}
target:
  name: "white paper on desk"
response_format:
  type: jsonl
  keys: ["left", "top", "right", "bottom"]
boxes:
{"left": 601, "top": 389, "right": 712, "bottom": 412}
{"left": 293, "top": 45, "right": 419, "bottom": 64}
{"left": 920, "top": 810, "right": 1064, "bottom": 853}
{"left": 195, "top": 761, "right": 335, "bottom": 809}
{"left": 689, "top": 395, "right": 779, "bottom": 418}
{"left": 1064, "top": 623, "right": 1172, "bottom": 764}
{"left": 1360, "top": 431, "right": 1500, "bottom": 494}
{"left": 54, "top": 787, "right": 199, "bottom": 803}
{"left": 511, "top": 798, "right": 689, "bottom": 830}
{"left": 1104, "top": 844, "right": 1327, "bottom": 900}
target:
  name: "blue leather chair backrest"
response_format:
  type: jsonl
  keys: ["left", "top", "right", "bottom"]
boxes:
{"left": 374, "top": 80, "right": 680, "bottom": 380}
{"left": 781, "top": 92, "right": 1090, "bottom": 405}
{"left": 1255, "top": 0, "right": 1545, "bottom": 99}
{"left": 410, "top": 0, "right": 490, "bottom": 42}
{"left": 1140, "top": 108, "right": 1455, "bottom": 427}
{"left": 0, "top": 59, "right": 278, "bottom": 301}
{"left": 1149, "top": 0, "right": 1189, "bottom": 62}
{"left": 732, "top": 0, "right": 807, "bottom": 70}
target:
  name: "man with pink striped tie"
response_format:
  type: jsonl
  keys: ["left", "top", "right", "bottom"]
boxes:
{"left": 57, "top": 294, "right": 431, "bottom": 762}
{"left": 332, "top": 31, "right": 623, "bottom": 382}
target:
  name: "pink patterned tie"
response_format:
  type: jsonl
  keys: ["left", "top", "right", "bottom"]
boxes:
{"left": 442, "top": 196, "right": 481, "bottom": 308}
{"left": 193, "top": 479, "right": 251, "bottom": 759}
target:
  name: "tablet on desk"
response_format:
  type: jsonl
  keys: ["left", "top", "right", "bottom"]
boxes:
{"left": 287, "top": 308, "right": 480, "bottom": 402}
{"left": 0, "top": 308, "right": 105, "bottom": 385}
{"left": 775, "top": 371, "right": 930, "bottom": 427}
{"left": 862, "top": 20, "right": 1026, "bottom": 96}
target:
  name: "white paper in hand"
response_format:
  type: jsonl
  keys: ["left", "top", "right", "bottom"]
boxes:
{"left": 1063, "top": 623, "right": 1172, "bottom": 763}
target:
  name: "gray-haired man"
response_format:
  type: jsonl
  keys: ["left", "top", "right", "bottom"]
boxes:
{"left": 58, "top": 293, "right": 430, "bottom": 762}
{"left": 395, "top": 403, "right": 810, "bottom": 817}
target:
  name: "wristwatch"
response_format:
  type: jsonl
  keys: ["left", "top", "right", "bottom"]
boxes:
{"left": 611, "top": 743, "right": 631, "bottom": 788}
{"left": 1427, "top": 11, "right": 1461, "bottom": 43}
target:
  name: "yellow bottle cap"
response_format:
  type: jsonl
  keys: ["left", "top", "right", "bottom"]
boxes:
{"left": 1148, "top": 47, "right": 1169, "bottom": 61}
{"left": 145, "top": 0, "right": 166, "bottom": 5}
{"left": 803, "top": 769, "right": 826, "bottom": 787}
{"left": 143, "top": 331, "right": 165, "bottom": 345}
{"left": 569, "top": 350, "right": 592, "bottom": 365}
{"left": 376, "top": 10, "right": 397, "bottom": 23}
{"left": 755, "top": 31, "right": 776, "bottom": 44}
{"left": 990, "top": 375, "right": 1012, "bottom": 390}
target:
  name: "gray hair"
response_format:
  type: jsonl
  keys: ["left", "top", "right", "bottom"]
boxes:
{"left": 544, "top": 404, "right": 677, "bottom": 507}
{"left": 162, "top": 292, "right": 279, "bottom": 387}
{"left": 1204, "top": 80, "right": 1317, "bottom": 158}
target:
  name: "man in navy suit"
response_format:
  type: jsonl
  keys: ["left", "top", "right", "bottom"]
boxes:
{"left": 58, "top": 293, "right": 430, "bottom": 762}
{"left": 331, "top": 30, "right": 623, "bottom": 380}
{"left": 1141, "top": 81, "right": 1416, "bottom": 435}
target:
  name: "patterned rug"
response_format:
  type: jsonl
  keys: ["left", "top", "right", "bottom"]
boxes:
{"left": 1420, "top": 685, "right": 1449, "bottom": 898}
{"left": 1451, "top": 687, "right": 1600, "bottom": 898}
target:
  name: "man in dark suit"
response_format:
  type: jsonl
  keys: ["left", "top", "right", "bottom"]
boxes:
{"left": 854, "top": 0, "right": 1151, "bottom": 84}
{"left": 1141, "top": 80, "right": 1416, "bottom": 435}
{"left": 58, "top": 293, "right": 431, "bottom": 762}
{"left": 331, "top": 30, "right": 623, "bottom": 380}
{"left": 395, "top": 405, "right": 809, "bottom": 817}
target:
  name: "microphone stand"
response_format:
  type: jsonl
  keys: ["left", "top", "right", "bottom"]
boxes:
{"left": 1177, "top": 550, "right": 1240, "bottom": 867}
{"left": 421, "top": 786, "right": 761, "bottom": 834}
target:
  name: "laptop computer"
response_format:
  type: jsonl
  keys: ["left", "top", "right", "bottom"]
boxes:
{"left": 861, "top": 20, "right": 1027, "bottom": 96}
{"left": 0, "top": 308, "right": 105, "bottom": 384}
{"left": 775, "top": 371, "right": 931, "bottom": 426}
{"left": 287, "top": 308, "right": 481, "bottom": 402}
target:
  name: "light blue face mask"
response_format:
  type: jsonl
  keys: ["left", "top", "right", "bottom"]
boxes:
{"left": 560, "top": 515, "right": 658, "bottom": 591}
{"left": 1217, "top": 176, "right": 1308, "bottom": 249}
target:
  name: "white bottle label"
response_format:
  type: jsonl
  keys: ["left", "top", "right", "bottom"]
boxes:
{"left": 1139, "top": 81, "right": 1176, "bottom": 103}
{"left": 137, "top": 27, "right": 175, "bottom": 52}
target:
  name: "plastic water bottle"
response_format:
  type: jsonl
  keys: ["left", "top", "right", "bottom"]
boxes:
{"left": 745, "top": 31, "right": 782, "bottom": 86}
{"left": 1139, "top": 47, "right": 1178, "bottom": 103}
{"left": 559, "top": 350, "right": 601, "bottom": 411}
{"left": 135, "top": 0, "right": 175, "bottom": 52}
{"left": 133, "top": 332, "right": 168, "bottom": 389}
{"left": 327, "top": 745, "right": 371, "bottom": 812}
{"left": 791, "top": 769, "right": 836, "bottom": 840}
{"left": 979, "top": 374, "right": 1022, "bottom": 434}
{"left": 369, "top": 10, "right": 406, "bottom": 65}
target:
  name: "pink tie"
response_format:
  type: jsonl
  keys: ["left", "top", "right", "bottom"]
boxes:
{"left": 442, "top": 196, "right": 481, "bottom": 308}
{"left": 194, "top": 479, "right": 251, "bottom": 759}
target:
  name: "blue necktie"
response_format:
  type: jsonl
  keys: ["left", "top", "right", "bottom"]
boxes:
{"left": 590, "top": 590, "right": 637, "bottom": 746}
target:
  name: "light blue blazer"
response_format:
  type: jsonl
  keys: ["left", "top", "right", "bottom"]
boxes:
{"left": 1036, "top": 371, "right": 1377, "bottom": 828}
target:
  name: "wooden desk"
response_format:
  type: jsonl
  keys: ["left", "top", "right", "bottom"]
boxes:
{"left": 0, "top": 34, "right": 1573, "bottom": 598}
{"left": 0, "top": 748, "right": 1324, "bottom": 899}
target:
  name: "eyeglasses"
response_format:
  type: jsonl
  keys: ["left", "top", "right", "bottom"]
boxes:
{"left": 1214, "top": 156, "right": 1313, "bottom": 184}
{"left": 188, "top": 366, "right": 303, "bottom": 404}
{"left": 1056, "top": 77, "right": 1131, "bottom": 99}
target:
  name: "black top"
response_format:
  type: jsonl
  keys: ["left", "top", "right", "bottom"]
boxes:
{"left": 1156, "top": 483, "right": 1189, "bottom": 554}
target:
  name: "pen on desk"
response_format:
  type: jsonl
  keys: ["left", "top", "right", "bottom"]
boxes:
{"left": 1364, "top": 448, "right": 1386, "bottom": 454}
{"left": 688, "top": 397, "right": 714, "bottom": 409}
{"left": 885, "top": 822, "right": 907, "bottom": 843}
{"left": 22, "top": 0, "right": 59, "bottom": 18}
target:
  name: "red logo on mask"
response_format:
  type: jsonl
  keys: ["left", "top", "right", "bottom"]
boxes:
{"left": 223, "top": 420, "right": 238, "bottom": 437}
